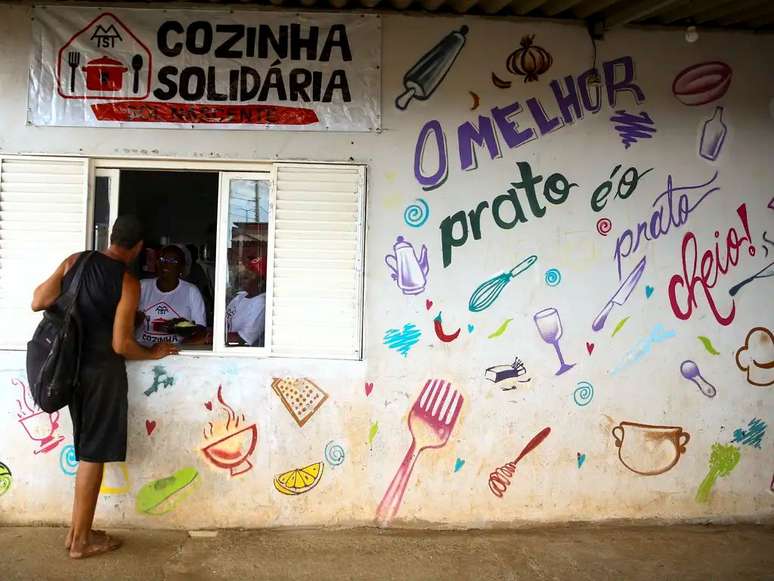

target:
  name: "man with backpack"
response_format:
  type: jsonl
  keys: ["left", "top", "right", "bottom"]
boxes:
{"left": 30, "top": 215, "right": 177, "bottom": 559}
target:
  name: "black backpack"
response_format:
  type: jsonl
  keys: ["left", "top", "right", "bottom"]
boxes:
{"left": 26, "top": 252, "right": 94, "bottom": 413}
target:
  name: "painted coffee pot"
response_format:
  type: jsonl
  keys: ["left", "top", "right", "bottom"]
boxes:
{"left": 385, "top": 236, "right": 429, "bottom": 295}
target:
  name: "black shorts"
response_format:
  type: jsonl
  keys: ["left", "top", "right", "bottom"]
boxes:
{"left": 69, "top": 355, "right": 128, "bottom": 463}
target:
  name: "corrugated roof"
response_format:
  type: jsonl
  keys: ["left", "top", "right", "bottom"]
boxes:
{"left": 34, "top": 0, "right": 774, "bottom": 31}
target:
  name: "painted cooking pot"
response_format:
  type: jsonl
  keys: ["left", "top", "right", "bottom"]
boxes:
{"left": 612, "top": 421, "right": 690, "bottom": 476}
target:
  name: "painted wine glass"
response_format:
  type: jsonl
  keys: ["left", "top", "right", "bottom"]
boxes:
{"left": 534, "top": 307, "right": 575, "bottom": 376}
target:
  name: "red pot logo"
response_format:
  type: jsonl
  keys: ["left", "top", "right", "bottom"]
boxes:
{"left": 82, "top": 56, "right": 128, "bottom": 91}
{"left": 56, "top": 12, "right": 151, "bottom": 100}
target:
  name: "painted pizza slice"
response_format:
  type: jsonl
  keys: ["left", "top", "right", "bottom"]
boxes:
{"left": 271, "top": 377, "right": 329, "bottom": 427}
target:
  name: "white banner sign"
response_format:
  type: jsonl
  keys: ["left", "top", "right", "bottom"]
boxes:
{"left": 29, "top": 7, "right": 381, "bottom": 131}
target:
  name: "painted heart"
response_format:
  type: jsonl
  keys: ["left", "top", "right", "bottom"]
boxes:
{"left": 577, "top": 452, "right": 586, "bottom": 468}
{"left": 365, "top": 382, "right": 374, "bottom": 396}
{"left": 383, "top": 323, "right": 422, "bottom": 357}
{"left": 425, "top": 299, "right": 433, "bottom": 310}
{"left": 586, "top": 342, "right": 595, "bottom": 355}
{"left": 204, "top": 401, "right": 213, "bottom": 411}
{"left": 454, "top": 458, "right": 465, "bottom": 472}
{"left": 145, "top": 419, "right": 156, "bottom": 435}
{"left": 645, "top": 285, "right": 654, "bottom": 298}
{"left": 467, "top": 324, "right": 475, "bottom": 333}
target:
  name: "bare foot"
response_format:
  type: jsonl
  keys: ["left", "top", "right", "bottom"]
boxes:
{"left": 65, "top": 529, "right": 107, "bottom": 550}
{"left": 69, "top": 534, "right": 121, "bottom": 559}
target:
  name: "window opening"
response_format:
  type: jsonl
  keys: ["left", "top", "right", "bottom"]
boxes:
{"left": 117, "top": 169, "right": 218, "bottom": 351}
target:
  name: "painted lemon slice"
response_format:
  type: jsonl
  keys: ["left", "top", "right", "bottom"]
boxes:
{"left": 273, "top": 462, "right": 324, "bottom": 495}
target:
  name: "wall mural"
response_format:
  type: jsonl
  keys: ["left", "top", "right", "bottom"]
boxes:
{"left": 2, "top": 20, "right": 771, "bottom": 529}
{"left": 488, "top": 427, "right": 551, "bottom": 498}
{"left": 385, "top": 236, "right": 430, "bottom": 295}
{"left": 612, "top": 421, "right": 690, "bottom": 476}
{"left": 376, "top": 379, "right": 464, "bottom": 522}
{"left": 534, "top": 307, "right": 575, "bottom": 376}
{"left": 271, "top": 377, "right": 329, "bottom": 427}
{"left": 0, "top": 461, "right": 11, "bottom": 496}
{"left": 273, "top": 462, "right": 324, "bottom": 495}
{"left": 324, "top": 441, "right": 345, "bottom": 467}
{"left": 396, "top": 26, "right": 468, "bottom": 111}
{"left": 201, "top": 385, "right": 258, "bottom": 477}
{"left": 144, "top": 365, "right": 175, "bottom": 397}
{"left": 136, "top": 467, "right": 199, "bottom": 515}
{"left": 680, "top": 360, "right": 718, "bottom": 398}
{"left": 696, "top": 444, "right": 740, "bottom": 504}
{"left": 672, "top": 62, "right": 732, "bottom": 106}
{"left": 735, "top": 327, "right": 774, "bottom": 387}
{"left": 12, "top": 378, "right": 64, "bottom": 455}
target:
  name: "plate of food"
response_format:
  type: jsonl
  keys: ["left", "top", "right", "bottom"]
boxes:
{"left": 153, "top": 318, "right": 205, "bottom": 337}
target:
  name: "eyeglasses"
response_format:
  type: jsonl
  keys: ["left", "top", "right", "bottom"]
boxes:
{"left": 159, "top": 257, "right": 181, "bottom": 265}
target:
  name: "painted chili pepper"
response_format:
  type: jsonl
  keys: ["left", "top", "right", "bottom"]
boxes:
{"left": 434, "top": 312, "right": 460, "bottom": 343}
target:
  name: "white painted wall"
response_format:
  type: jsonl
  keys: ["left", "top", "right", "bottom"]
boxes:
{"left": 1, "top": 3, "right": 773, "bottom": 528}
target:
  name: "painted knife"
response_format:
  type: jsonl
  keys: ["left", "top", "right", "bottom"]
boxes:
{"left": 592, "top": 256, "right": 647, "bottom": 332}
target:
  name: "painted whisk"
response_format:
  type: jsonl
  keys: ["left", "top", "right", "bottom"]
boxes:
{"left": 376, "top": 379, "right": 464, "bottom": 523}
{"left": 468, "top": 255, "right": 537, "bottom": 312}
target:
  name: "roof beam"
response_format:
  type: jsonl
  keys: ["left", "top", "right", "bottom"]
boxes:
{"left": 510, "top": 0, "right": 549, "bottom": 16}
{"left": 695, "top": 0, "right": 770, "bottom": 24}
{"left": 717, "top": 3, "right": 774, "bottom": 26}
{"left": 388, "top": 0, "right": 415, "bottom": 8}
{"left": 573, "top": 0, "right": 620, "bottom": 19}
{"left": 449, "top": 0, "right": 479, "bottom": 12}
{"left": 604, "top": 0, "right": 685, "bottom": 28}
{"left": 480, "top": 0, "right": 513, "bottom": 14}
{"left": 542, "top": 0, "right": 584, "bottom": 16}
{"left": 419, "top": 0, "right": 447, "bottom": 10}
{"left": 658, "top": 0, "right": 730, "bottom": 24}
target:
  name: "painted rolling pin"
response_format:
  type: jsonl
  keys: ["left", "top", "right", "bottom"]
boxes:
{"left": 395, "top": 26, "right": 469, "bottom": 110}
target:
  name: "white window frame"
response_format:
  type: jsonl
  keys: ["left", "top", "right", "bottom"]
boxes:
{"left": 213, "top": 171, "right": 273, "bottom": 356}
{"left": 87, "top": 157, "right": 365, "bottom": 360}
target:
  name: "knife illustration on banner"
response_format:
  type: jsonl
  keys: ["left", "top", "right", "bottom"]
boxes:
{"left": 592, "top": 256, "right": 647, "bottom": 332}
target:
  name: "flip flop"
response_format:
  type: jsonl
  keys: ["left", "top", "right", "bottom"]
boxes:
{"left": 69, "top": 534, "right": 122, "bottom": 559}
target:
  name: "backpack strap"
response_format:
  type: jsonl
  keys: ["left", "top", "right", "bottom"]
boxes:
{"left": 60, "top": 251, "right": 95, "bottom": 313}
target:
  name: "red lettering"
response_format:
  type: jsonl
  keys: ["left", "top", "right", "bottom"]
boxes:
{"left": 668, "top": 205, "right": 752, "bottom": 327}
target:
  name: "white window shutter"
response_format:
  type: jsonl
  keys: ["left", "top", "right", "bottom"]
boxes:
{"left": 270, "top": 163, "right": 365, "bottom": 359}
{"left": 0, "top": 156, "right": 89, "bottom": 349}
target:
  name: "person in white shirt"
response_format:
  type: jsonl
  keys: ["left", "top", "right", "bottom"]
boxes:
{"left": 226, "top": 256, "right": 267, "bottom": 347}
{"left": 136, "top": 245, "right": 207, "bottom": 346}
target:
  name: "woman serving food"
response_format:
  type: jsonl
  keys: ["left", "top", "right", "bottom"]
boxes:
{"left": 136, "top": 245, "right": 208, "bottom": 346}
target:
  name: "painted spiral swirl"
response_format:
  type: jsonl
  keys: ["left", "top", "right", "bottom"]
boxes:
{"left": 59, "top": 444, "right": 79, "bottom": 476}
{"left": 573, "top": 382, "right": 594, "bottom": 407}
{"left": 403, "top": 198, "right": 430, "bottom": 228}
{"left": 324, "top": 441, "right": 345, "bottom": 467}
{"left": 544, "top": 268, "right": 561, "bottom": 287}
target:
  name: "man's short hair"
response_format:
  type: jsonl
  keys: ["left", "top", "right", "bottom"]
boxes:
{"left": 110, "top": 215, "right": 144, "bottom": 249}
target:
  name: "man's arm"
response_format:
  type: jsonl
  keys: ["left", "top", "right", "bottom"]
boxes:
{"left": 113, "top": 273, "right": 178, "bottom": 360}
{"left": 31, "top": 253, "right": 79, "bottom": 312}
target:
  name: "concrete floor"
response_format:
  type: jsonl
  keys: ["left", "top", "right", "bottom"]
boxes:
{"left": 0, "top": 524, "right": 772, "bottom": 580}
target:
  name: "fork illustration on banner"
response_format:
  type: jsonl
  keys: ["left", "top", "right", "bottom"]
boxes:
{"left": 67, "top": 51, "right": 80, "bottom": 92}
{"left": 376, "top": 379, "right": 464, "bottom": 523}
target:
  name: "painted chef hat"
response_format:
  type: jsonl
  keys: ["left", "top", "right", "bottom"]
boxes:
{"left": 735, "top": 327, "right": 774, "bottom": 387}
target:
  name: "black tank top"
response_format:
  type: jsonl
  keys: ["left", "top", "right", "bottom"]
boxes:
{"left": 62, "top": 252, "right": 126, "bottom": 362}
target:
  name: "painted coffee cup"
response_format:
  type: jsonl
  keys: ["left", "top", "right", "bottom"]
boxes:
{"left": 612, "top": 421, "right": 690, "bottom": 476}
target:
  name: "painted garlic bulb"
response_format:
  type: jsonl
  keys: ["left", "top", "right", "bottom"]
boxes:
{"left": 506, "top": 35, "right": 553, "bottom": 83}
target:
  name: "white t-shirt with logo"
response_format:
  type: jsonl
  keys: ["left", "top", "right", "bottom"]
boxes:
{"left": 226, "top": 292, "right": 266, "bottom": 347}
{"left": 136, "top": 278, "right": 207, "bottom": 346}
